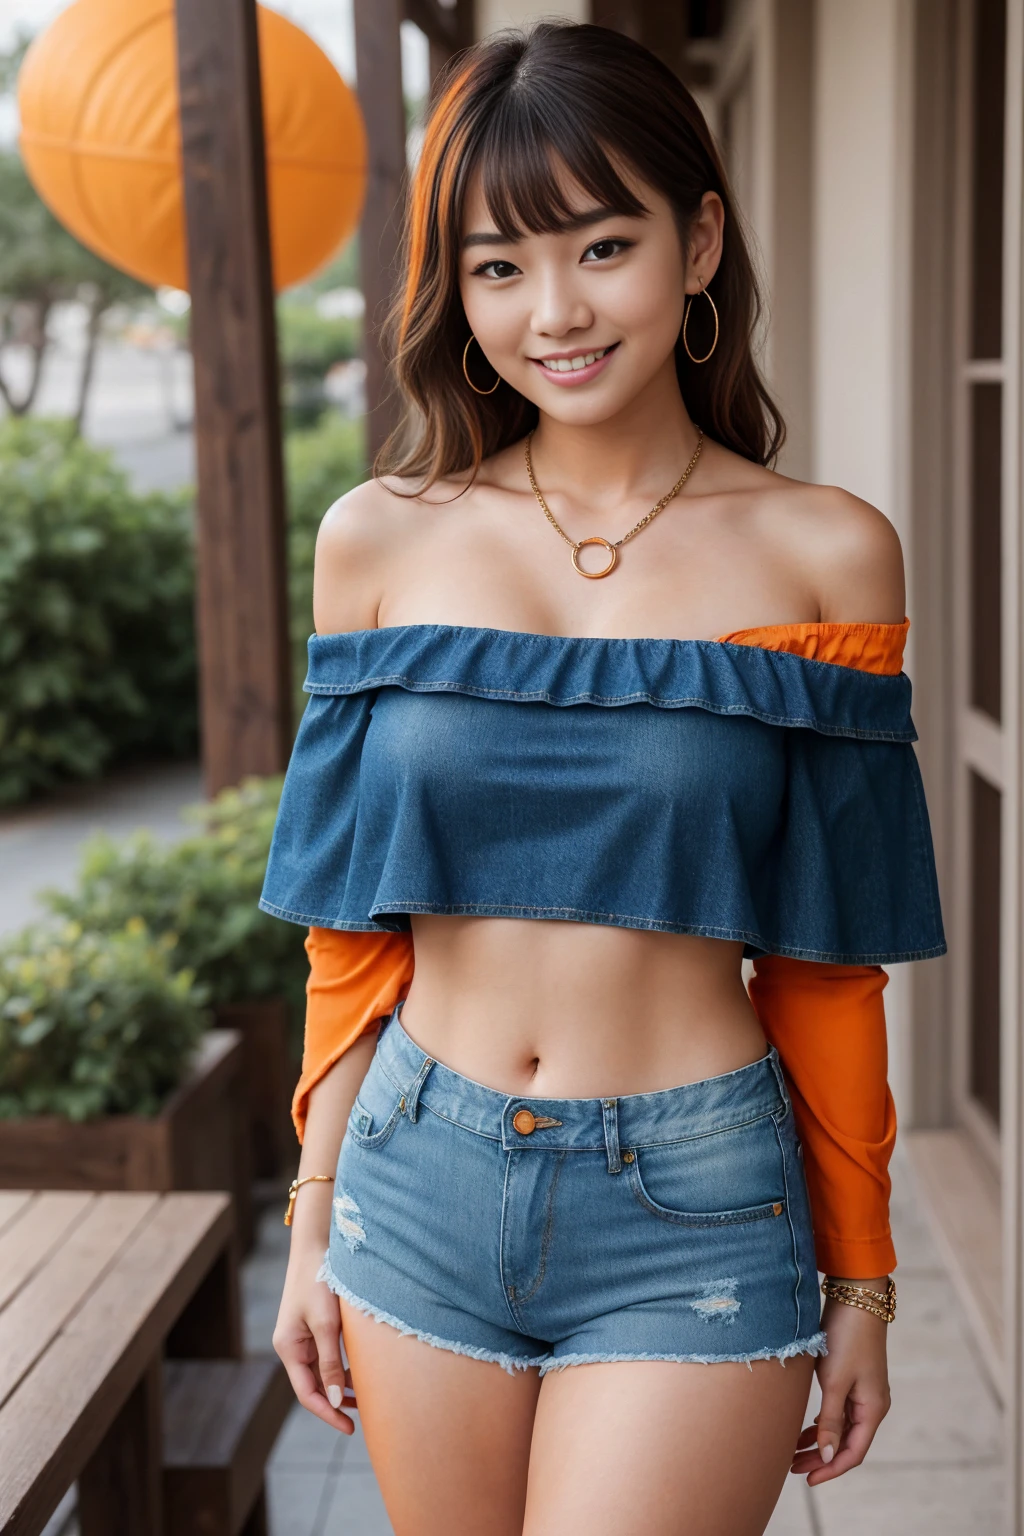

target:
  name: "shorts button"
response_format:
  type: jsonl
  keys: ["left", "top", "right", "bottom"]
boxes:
{"left": 399, "top": 1096, "right": 406, "bottom": 1112}
{"left": 513, "top": 1109, "right": 536, "bottom": 1135}
{"left": 622, "top": 1150, "right": 635, "bottom": 1163}
{"left": 773, "top": 1202, "right": 783, "bottom": 1215}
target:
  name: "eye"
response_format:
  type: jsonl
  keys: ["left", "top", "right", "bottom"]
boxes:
{"left": 471, "top": 259, "right": 521, "bottom": 280}
{"left": 582, "top": 238, "right": 632, "bottom": 263}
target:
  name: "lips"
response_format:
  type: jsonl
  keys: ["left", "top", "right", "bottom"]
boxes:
{"left": 530, "top": 342, "right": 619, "bottom": 386}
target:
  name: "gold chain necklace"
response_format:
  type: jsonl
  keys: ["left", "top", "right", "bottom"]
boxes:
{"left": 524, "top": 429, "right": 704, "bottom": 579}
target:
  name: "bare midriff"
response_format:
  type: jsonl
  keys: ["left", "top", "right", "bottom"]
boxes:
{"left": 398, "top": 915, "right": 766, "bottom": 1099}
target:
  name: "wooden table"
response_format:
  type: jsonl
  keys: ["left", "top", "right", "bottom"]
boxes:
{"left": 0, "top": 1189, "right": 239, "bottom": 1536}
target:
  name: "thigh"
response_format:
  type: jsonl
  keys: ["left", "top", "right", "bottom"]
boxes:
{"left": 523, "top": 1355, "right": 815, "bottom": 1536}
{"left": 341, "top": 1298, "right": 542, "bottom": 1536}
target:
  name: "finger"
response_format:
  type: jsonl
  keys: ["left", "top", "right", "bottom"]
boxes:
{"left": 814, "top": 1384, "right": 849, "bottom": 1466}
{"left": 311, "top": 1319, "right": 357, "bottom": 1423}
{"left": 277, "top": 1348, "right": 356, "bottom": 1434}
{"left": 806, "top": 1415, "right": 878, "bottom": 1485}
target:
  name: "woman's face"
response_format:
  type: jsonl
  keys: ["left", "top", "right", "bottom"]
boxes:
{"left": 458, "top": 164, "right": 722, "bottom": 427}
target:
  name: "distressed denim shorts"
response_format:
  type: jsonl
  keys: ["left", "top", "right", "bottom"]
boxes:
{"left": 319, "top": 1002, "right": 826, "bottom": 1374}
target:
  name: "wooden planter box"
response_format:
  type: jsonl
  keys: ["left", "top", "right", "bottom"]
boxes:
{"left": 213, "top": 998, "right": 295, "bottom": 1182}
{"left": 0, "top": 1029, "right": 253, "bottom": 1250}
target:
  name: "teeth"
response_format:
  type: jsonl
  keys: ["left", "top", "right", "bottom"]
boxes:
{"left": 544, "top": 347, "right": 608, "bottom": 372}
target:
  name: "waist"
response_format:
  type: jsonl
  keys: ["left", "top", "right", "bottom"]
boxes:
{"left": 373, "top": 1000, "right": 790, "bottom": 1149}
{"left": 399, "top": 915, "right": 767, "bottom": 1097}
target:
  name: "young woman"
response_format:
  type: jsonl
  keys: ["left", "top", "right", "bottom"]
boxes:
{"left": 263, "top": 23, "right": 944, "bottom": 1535}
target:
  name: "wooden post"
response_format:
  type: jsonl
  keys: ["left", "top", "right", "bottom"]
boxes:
{"left": 354, "top": 0, "right": 408, "bottom": 467}
{"left": 174, "top": 0, "right": 292, "bottom": 797}
{"left": 78, "top": 1360, "right": 163, "bottom": 1536}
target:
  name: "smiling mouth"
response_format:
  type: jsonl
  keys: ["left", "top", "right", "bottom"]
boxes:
{"left": 532, "top": 343, "right": 618, "bottom": 374}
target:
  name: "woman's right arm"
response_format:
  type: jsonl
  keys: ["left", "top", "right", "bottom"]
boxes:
{"left": 273, "top": 1031, "right": 378, "bottom": 1434}
{"left": 272, "top": 479, "right": 400, "bottom": 1429}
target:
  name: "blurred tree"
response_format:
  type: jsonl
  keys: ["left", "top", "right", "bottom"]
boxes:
{"left": 0, "top": 37, "right": 151, "bottom": 430}
{"left": 0, "top": 153, "right": 150, "bottom": 427}
{"left": 276, "top": 303, "right": 360, "bottom": 426}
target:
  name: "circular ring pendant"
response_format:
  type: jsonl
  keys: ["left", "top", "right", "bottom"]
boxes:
{"left": 572, "top": 536, "right": 618, "bottom": 579}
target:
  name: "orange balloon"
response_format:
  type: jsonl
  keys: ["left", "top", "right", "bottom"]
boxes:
{"left": 17, "top": 0, "right": 367, "bottom": 292}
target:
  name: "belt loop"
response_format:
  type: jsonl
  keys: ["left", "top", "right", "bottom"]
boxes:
{"left": 405, "top": 1053, "right": 435, "bottom": 1123}
{"left": 766, "top": 1045, "right": 790, "bottom": 1110}
{"left": 602, "top": 1098, "right": 621, "bottom": 1174}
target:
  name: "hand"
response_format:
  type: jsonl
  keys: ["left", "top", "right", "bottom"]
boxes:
{"left": 273, "top": 1234, "right": 357, "bottom": 1435}
{"left": 791, "top": 1282, "right": 891, "bottom": 1484}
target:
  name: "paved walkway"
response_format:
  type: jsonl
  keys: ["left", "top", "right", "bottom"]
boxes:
{"left": 0, "top": 761, "right": 202, "bottom": 937}
{"left": 11, "top": 766, "right": 1001, "bottom": 1535}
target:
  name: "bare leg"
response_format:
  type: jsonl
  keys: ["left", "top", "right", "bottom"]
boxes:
{"left": 523, "top": 1355, "right": 815, "bottom": 1536}
{"left": 340, "top": 1298, "right": 542, "bottom": 1536}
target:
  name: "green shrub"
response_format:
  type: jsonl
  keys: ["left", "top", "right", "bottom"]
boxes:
{"left": 285, "top": 415, "right": 366, "bottom": 703}
{"left": 0, "top": 919, "right": 207, "bottom": 1120}
{"left": 44, "top": 776, "right": 308, "bottom": 1023}
{"left": 0, "top": 408, "right": 364, "bottom": 804}
{"left": 278, "top": 304, "right": 360, "bottom": 427}
{"left": 0, "top": 417, "right": 196, "bottom": 803}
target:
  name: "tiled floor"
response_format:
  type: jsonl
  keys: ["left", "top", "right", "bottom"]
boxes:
{"left": 242, "top": 1142, "right": 1003, "bottom": 1536}
{"left": 773, "top": 1144, "right": 1004, "bottom": 1534}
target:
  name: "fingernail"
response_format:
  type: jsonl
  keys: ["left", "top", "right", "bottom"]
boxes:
{"left": 327, "top": 1384, "right": 343, "bottom": 1409}
{"left": 819, "top": 1442, "right": 835, "bottom": 1464}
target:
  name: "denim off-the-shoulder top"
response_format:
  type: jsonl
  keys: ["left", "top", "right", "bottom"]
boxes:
{"left": 259, "top": 622, "right": 946, "bottom": 965}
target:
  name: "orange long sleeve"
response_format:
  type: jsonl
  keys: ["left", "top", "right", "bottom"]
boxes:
{"left": 292, "top": 926, "right": 414, "bottom": 1141}
{"left": 748, "top": 955, "right": 897, "bottom": 1277}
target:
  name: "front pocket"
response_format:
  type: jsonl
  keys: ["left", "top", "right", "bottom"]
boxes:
{"left": 346, "top": 1094, "right": 404, "bottom": 1150}
{"left": 344, "top": 1057, "right": 405, "bottom": 1150}
{"left": 625, "top": 1117, "right": 789, "bottom": 1227}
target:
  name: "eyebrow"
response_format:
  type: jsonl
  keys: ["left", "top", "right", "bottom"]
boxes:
{"left": 461, "top": 205, "right": 632, "bottom": 249}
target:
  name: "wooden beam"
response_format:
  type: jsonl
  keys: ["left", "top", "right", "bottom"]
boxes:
{"left": 354, "top": 0, "right": 408, "bottom": 466}
{"left": 411, "top": 0, "right": 473, "bottom": 88}
{"left": 404, "top": 0, "right": 461, "bottom": 50}
{"left": 591, "top": 0, "right": 689, "bottom": 78}
{"left": 173, "top": 0, "right": 292, "bottom": 796}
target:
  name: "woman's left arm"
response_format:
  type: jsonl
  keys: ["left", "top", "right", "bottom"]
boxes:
{"left": 749, "top": 956, "right": 895, "bottom": 1484}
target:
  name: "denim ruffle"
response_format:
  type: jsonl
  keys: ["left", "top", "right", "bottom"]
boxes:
{"left": 260, "top": 625, "right": 945, "bottom": 964}
{"left": 304, "top": 623, "right": 916, "bottom": 742}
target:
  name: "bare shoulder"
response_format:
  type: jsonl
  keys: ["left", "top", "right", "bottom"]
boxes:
{"left": 313, "top": 475, "right": 425, "bottom": 634}
{"left": 758, "top": 476, "right": 906, "bottom": 624}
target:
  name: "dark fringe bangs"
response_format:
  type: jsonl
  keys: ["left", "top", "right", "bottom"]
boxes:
{"left": 468, "top": 97, "right": 651, "bottom": 242}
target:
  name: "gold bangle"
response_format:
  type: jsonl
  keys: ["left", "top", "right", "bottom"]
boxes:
{"left": 284, "top": 1174, "right": 334, "bottom": 1226}
{"left": 821, "top": 1275, "right": 897, "bottom": 1324}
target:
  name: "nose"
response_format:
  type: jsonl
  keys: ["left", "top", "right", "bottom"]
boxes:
{"left": 529, "top": 268, "right": 593, "bottom": 341}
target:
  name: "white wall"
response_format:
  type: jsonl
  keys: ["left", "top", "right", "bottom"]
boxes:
{"left": 475, "top": 0, "right": 586, "bottom": 36}
{"left": 812, "top": 0, "right": 905, "bottom": 511}
{"left": 812, "top": 0, "right": 916, "bottom": 1115}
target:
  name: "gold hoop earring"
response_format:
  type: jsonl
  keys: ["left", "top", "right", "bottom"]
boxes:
{"left": 682, "top": 284, "right": 719, "bottom": 364}
{"left": 462, "top": 334, "right": 501, "bottom": 395}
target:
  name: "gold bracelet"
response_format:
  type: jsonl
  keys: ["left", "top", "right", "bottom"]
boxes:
{"left": 821, "top": 1275, "right": 897, "bottom": 1324}
{"left": 284, "top": 1174, "right": 334, "bottom": 1226}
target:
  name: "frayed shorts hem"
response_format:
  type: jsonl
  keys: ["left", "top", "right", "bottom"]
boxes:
{"left": 319, "top": 1259, "right": 828, "bottom": 1377}
{"left": 318, "top": 1262, "right": 542, "bottom": 1375}
{"left": 539, "top": 1334, "right": 828, "bottom": 1373}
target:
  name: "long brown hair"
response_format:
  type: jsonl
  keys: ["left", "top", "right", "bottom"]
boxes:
{"left": 379, "top": 22, "right": 784, "bottom": 485}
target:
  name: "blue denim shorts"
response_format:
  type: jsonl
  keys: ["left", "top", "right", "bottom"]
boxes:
{"left": 320, "top": 1002, "right": 826, "bottom": 1374}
